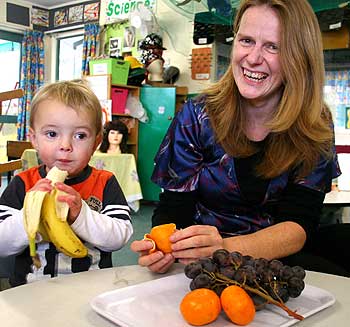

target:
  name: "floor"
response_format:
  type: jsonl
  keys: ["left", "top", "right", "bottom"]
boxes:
{"left": 112, "top": 202, "right": 153, "bottom": 266}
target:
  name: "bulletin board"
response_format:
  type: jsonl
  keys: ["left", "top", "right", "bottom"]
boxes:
{"left": 191, "top": 47, "right": 212, "bottom": 80}
{"left": 83, "top": 74, "right": 112, "bottom": 125}
{"left": 84, "top": 74, "right": 111, "bottom": 100}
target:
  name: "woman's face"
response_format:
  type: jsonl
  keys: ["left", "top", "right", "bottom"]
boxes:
{"left": 108, "top": 129, "right": 123, "bottom": 146}
{"left": 232, "top": 5, "right": 283, "bottom": 106}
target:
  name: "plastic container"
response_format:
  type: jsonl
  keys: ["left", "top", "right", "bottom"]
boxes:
{"left": 89, "top": 58, "right": 130, "bottom": 85}
{"left": 111, "top": 87, "right": 129, "bottom": 114}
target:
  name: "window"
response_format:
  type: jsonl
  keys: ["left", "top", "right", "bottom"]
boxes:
{"left": 0, "top": 30, "right": 21, "bottom": 92}
{"left": 0, "top": 30, "right": 22, "bottom": 162}
{"left": 57, "top": 34, "right": 84, "bottom": 81}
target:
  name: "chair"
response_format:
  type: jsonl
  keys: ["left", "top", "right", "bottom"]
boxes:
{"left": 0, "top": 256, "right": 15, "bottom": 291}
{"left": 6, "top": 140, "right": 33, "bottom": 183}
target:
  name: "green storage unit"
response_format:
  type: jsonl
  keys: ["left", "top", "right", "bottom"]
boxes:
{"left": 138, "top": 86, "right": 177, "bottom": 201}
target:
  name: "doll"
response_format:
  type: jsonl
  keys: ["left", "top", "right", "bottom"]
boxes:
{"left": 99, "top": 120, "right": 129, "bottom": 154}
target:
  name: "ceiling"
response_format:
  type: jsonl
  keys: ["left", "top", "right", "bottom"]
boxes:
{"left": 29, "top": 1, "right": 88, "bottom": 9}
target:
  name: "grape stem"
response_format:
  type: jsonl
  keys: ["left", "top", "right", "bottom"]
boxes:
{"left": 213, "top": 272, "right": 304, "bottom": 321}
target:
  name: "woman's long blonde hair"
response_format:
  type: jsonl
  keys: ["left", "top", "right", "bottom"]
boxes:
{"left": 206, "top": 0, "right": 333, "bottom": 179}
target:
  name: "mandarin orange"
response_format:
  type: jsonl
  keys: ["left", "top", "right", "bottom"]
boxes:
{"left": 180, "top": 288, "right": 221, "bottom": 326}
{"left": 144, "top": 223, "right": 176, "bottom": 253}
{"left": 220, "top": 285, "right": 255, "bottom": 326}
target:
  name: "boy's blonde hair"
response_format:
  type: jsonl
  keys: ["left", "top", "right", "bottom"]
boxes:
{"left": 30, "top": 80, "right": 102, "bottom": 136}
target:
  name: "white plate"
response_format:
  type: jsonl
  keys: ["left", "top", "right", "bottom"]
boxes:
{"left": 90, "top": 273, "right": 335, "bottom": 327}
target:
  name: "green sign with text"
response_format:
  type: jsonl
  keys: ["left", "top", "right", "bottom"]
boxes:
{"left": 105, "top": 0, "right": 155, "bottom": 22}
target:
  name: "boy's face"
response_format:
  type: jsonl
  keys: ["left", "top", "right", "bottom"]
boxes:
{"left": 29, "top": 99, "right": 101, "bottom": 178}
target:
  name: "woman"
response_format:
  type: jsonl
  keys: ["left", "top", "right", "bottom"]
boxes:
{"left": 99, "top": 120, "right": 128, "bottom": 154}
{"left": 131, "top": 0, "right": 349, "bottom": 276}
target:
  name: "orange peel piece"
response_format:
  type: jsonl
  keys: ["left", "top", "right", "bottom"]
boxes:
{"left": 143, "top": 234, "right": 157, "bottom": 253}
{"left": 143, "top": 223, "right": 176, "bottom": 254}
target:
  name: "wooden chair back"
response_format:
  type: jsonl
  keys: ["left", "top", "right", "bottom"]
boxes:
{"left": 7, "top": 140, "right": 33, "bottom": 160}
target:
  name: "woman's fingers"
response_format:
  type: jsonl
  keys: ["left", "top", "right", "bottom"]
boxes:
{"left": 130, "top": 239, "right": 175, "bottom": 273}
{"left": 171, "top": 225, "right": 223, "bottom": 251}
{"left": 144, "top": 253, "right": 175, "bottom": 273}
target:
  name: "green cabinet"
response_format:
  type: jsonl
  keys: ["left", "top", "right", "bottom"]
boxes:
{"left": 138, "top": 87, "right": 177, "bottom": 201}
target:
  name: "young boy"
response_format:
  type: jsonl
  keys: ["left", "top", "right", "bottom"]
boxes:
{"left": 0, "top": 80, "right": 133, "bottom": 286}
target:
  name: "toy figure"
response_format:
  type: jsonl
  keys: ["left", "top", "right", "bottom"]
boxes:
{"left": 99, "top": 120, "right": 129, "bottom": 154}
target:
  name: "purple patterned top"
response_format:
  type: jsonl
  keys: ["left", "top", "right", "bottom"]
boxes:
{"left": 151, "top": 98, "right": 341, "bottom": 236}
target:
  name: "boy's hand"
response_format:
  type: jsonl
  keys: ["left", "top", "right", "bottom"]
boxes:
{"left": 54, "top": 182, "right": 82, "bottom": 224}
{"left": 29, "top": 178, "right": 54, "bottom": 193}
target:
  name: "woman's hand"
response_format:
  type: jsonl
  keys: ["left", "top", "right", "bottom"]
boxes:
{"left": 170, "top": 225, "right": 224, "bottom": 265}
{"left": 130, "top": 239, "right": 175, "bottom": 273}
{"left": 54, "top": 182, "right": 82, "bottom": 224}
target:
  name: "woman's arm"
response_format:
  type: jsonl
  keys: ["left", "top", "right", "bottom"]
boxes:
{"left": 169, "top": 220, "right": 306, "bottom": 264}
{"left": 223, "top": 221, "right": 306, "bottom": 260}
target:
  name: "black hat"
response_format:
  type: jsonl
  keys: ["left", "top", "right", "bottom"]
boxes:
{"left": 163, "top": 66, "right": 180, "bottom": 84}
{"left": 139, "top": 33, "right": 167, "bottom": 50}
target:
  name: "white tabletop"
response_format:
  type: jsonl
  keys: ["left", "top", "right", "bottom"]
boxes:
{"left": 324, "top": 190, "right": 350, "bottom": 205}
{"left": 0, "top": 265, "right": 349, "bottom": 327}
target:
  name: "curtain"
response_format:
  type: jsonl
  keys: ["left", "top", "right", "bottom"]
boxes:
{"left": 17, "top": 30, "right": 44, "bottom": 141}
{"left": 82, "top": 23, "right": 100, "bottom": 76}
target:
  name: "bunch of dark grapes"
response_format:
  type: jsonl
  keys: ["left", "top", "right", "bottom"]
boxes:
{"left": 184, "top": 249, "right": 306, "bottom": 319}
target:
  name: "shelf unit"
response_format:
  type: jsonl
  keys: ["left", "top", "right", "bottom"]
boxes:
{"left": 111, "top": 84, "right": 140, "bottom": 160}
{"left": 85, "top": 75, "right": 140, "bottom": 160}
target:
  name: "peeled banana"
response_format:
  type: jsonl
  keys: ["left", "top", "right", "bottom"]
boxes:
{"left": 23, "top": 166, "right": 88, "bottom": 267}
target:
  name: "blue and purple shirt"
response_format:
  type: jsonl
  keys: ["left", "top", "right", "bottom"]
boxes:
{"left": 151, "top": 98, "right": 341, "bottom": 236}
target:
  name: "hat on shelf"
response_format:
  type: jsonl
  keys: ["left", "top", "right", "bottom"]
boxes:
{"left": 140, "top": 50, "right": 164, "bottom": 66}
{"left": 139, "top": 33, "right": 167, "bottom": 50}
{"left": 124, "top": 56, "right": 144, "bottom": 69}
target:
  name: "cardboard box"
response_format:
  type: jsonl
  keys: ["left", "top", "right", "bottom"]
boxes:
{"left": 111, "top": 87, "right": 128, "bottom": 114}
{"left": 322, "top": 26, "right": 350, "bottom": 50}
{"left": 89, "top": 58, "right": 130, "bottom": 85}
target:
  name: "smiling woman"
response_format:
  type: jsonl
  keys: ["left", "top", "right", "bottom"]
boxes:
{"left": 130, "top": 0, "right": 350, "bottom": 278}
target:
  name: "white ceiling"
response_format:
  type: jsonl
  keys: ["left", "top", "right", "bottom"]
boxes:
{"left": 29, "top": 1, "right": 89, "bottom": 9}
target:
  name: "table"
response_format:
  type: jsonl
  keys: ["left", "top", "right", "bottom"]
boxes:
{"left": 324, "top": 189, "right": 350, "bottom": 205}
{"left": 21, "top": 149, "right": 143, "bottom": 212}
{"left": 0, "top": 264, "right": 349, "bottom": 327}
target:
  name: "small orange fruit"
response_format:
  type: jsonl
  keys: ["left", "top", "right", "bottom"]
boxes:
{"left": 180, "top": 288, "right": 221, "bottom": 326}
{"left": 220, "top": 285, "right": 255, "bottom": 326}
{"left": 143, "top": 223, "right": 176, "bottom": 253}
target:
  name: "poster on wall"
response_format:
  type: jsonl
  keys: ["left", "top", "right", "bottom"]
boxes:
{"left": 68, "top": 5, "right": 83, "bottom": 24}
{"left": 123, "top": 26, "right": 136, "bottom": 51}
{"left": 109, "top": 37, "right": 122, "bottom": 57}
{"left": 31, "top": 7, "right": 49, "bottom": 27}
{"left": 54, "top": 8, "right": 68, "bottom": 27}
{"left": 84, "top": 2, "right": 100, "bottom": 22}
{"left": 191, "top": 47, "right": 212, "bottom": 80}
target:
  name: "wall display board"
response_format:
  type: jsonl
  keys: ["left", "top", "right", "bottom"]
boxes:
{"left": 84, "top": 74, "right": 111, "bottom": 100}
{"left": 191, "top": 47, "right": 212, "bottom": 80}
{"left": 30, "top": 1, "right": 100, "bottom": 32}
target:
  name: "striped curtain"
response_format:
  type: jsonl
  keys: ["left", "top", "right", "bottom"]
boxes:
{"left": 82, "top": 23, "right": 100, "bottom": 76}
{"left": 17, "top": 30, "right": 44, "bottom": 140}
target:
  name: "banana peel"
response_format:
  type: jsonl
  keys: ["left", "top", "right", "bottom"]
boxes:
{"left": 23, "top": 166, "right": 88, "bottom": 268}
